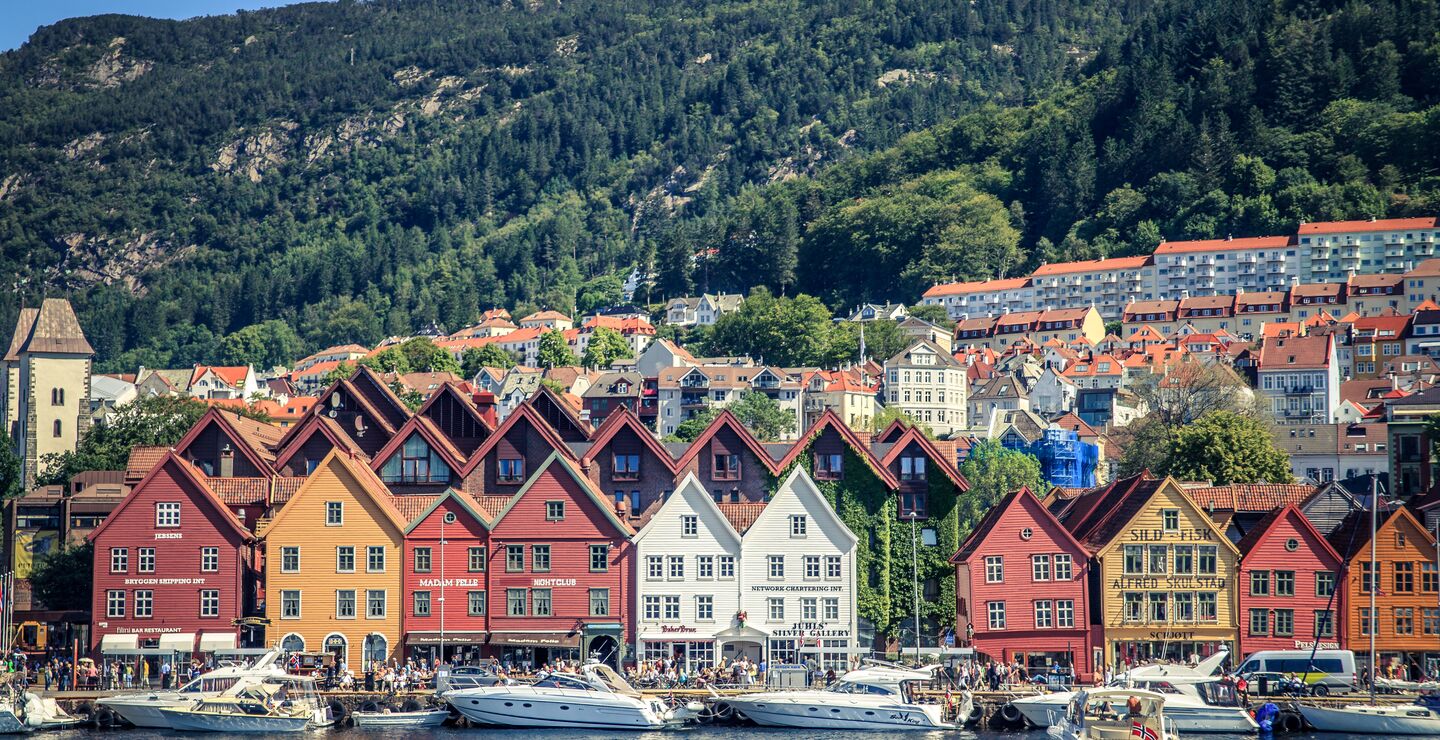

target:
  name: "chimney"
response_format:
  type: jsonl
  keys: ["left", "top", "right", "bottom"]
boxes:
{"left": 219, "top": 443, "right": 234, "bottom": 478}
{"left": 471, "top": 391, "right": 498, "bottom": 427}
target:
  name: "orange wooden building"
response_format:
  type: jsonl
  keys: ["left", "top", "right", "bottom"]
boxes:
{"left": 1329, "top": 505, "right": 1440, "bottom": 677}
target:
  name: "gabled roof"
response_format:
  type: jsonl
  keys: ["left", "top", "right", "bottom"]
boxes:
{"left": 580, "top": 407, "right": 678, "bottom": 474}
{"left": 634, "top": 473, "right": 741, "bottom": 546}
{"left": 402, "top": 488, "right": 494, "bottom": 534}
{"left": 1236, "top": 504, "right": 1341, "bottom": 565}
{"left": 672, "top": 410, "right": 782, "bottom": 475}
{"left": 531, "top": 383, "right": 594, "bottom": 438}
{"left": 487, "top": 451, "right": 635, "bottom": 536}
{"left": 460, "top": 401, "right": 577, "bottom": 476}
{"left": 716, "top": 502, "right": 768, "bottom": 534}
{"left": 1326, "top": 504, "right": 1431, "bottom": 561}
{"left": 1185, "top": 484, "right": 1316, "bottom": 513}
{"left": 3, "top": 308, "right": 37, "bottom": 362}
{"left": 369, "top": 414, "right": 469, "bottom": 475}
{"left": 263, "top": 449, "right": 408, "bottom": 538}
{"left": 747, "top": 467, "right": 856, "bottom": 548}
{"left": 125, "top": 445, "right": 169, "bottom": 482}
{"left": 951, "top": 486, "right": 1086, "bottom": 563}
{"left": 875, "top": 419, "right": 911, "bottom": 444}
{"left": 5, "top": 298, "right": 93, "bottom": 358}
{"left": 348, "top": 365, "right": 411, "bottom": 431}
{"left": 190, "top": 365, "right": 251, "bottom": 389}
{"left": 173, "top": 407, "right": 282, "bottom": 476}
{"left": 273, "top": 414, "right": 364, "bottom": 472}
{"left": 877, "top": 426, "right": 970, "bottom": 491}
{"left": 89, "top": 452, "right": 253, "bottom": 544}
{"left": 775, "top": 411, "right": 898, "bottom": 488}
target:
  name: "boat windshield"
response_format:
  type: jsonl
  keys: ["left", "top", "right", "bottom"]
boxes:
{"left": 826, "top": 681, "right": 899, "bottom": 696}
{"left": 532, "top": 673, "right": 596, "bottom": 691}
{"left": 179, "top": 677, "right": 240, "bottom": 694}
{"left": 1195, "top": 680, "right": 1244, "bottom": 707}
{"left": 589, "top": 664, "right": 643, "bottom": 697}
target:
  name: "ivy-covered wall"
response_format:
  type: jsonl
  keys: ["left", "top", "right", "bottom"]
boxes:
{"left": 885, "top": 467, "right": 962, "bottom": 645}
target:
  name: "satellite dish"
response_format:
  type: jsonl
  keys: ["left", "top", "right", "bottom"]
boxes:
{"left": 327, "top": 409, "right": 338, "bottom": 418}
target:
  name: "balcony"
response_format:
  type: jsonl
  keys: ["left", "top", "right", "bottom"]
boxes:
{"left": 1418, "top": 243, "right": 1435, "bottom": 256}
{"left": 1282, "top": 385, "right": 1318, "bottom": 395}
{"left": 804, "top": 397, "right": 827, "bottom": 411}
{"left": 1239, "top": 254, "right": 1257, "bottom": 263}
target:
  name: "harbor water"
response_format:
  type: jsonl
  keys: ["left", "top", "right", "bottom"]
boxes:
{"left": 29, "top": 729, "right": 1380, "bottom": 740}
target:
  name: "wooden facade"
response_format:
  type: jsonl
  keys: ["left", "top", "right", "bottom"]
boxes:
{"left": 1237, "top": 505, "right": 1345, "bottom": 655}
{"left": 673, "top": 412, "right": 779, "bottom": 503}
{"left": 578, "top": 407, "right": 678, "bottom": 518}
{"left": 261, "top": 450, "right": 406, "bottom": 667}
{"left": 1330, "top": 505, "right": 1440, "bottom": 672}
{"left": 459, "top": 404, "right": 575, "bottom": 497}
{"left": 89, "top": 454, "right": 254, "bottom": 653}
{"left": 401, "top": 490, "right": 492, "bottom": 661}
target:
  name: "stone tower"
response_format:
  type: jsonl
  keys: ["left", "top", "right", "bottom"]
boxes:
{"left": 3, "top": 299, "right": 94, "bottom": 490}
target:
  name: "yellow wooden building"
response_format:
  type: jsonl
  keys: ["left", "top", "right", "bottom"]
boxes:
{"left": 1054, "top": 474, "right": 1240, "bottom": 669}
{"left": 260, "top": 449, "right": 407, "bottom": 667}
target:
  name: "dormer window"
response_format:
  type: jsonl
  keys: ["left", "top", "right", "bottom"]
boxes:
{"left": 613, "top": 454, "right": 641, "bottom": 481}
{"left": 815, "top": 453, "right": 843, "bottom": 480}
{"left": 497, "top": 458, "right": 525, "bottom": 484}
{"left": 901, "top": 456, "right": 926, "bottom": 482}
{"left": 712, "top": 453, "right": 741, "bottom": 481}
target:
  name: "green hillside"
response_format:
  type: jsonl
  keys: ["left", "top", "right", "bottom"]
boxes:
{"left": 0, "top": 0, "right": 1436, "bottom": 369}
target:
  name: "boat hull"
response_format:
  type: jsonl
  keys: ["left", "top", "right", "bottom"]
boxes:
{"left": 448, "top": 692, "right": 674, "bottom": 730}
{"left": 0, "top": 708, "right": 27, "bottom": 735}
{"left": 96, "top": 696, "right": 190, "bottom": 729}
{"left": 725, "top": 696, "right": 952, "bottom": 730}
{"left": 156, "top": 708, "right": 311, "bottom": 733}
{"left": 1015, "top": 692, "right": 1255, "bottom": 733}
{"left": 1300, "top": 704, "right": 1440, "bottom": 735}
{"left": 350, "top": 710, "right": 450, "bottom": 728}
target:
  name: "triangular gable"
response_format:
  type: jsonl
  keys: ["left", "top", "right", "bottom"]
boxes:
{"left": 460, "top": 402, "right": 576, "bottom": 476}
{"left": 878, "top": 426, "right": 970, "bottom": 491}
{"left": 580, "top": 407, "right": 678, "bottom": 474}
{"left": 875, "top": 419, "right": 911, "bottom": 444}
{"left": 1237, "top": 504, "right": 1342, "bottom": 567}
{"left": 89, "top": 452, "right": 253, "bottom": 544}
{"left": 1090, "top": 476, "right": 1240, "bottom": 557}
{"left": 416, "top": 382, "right": 494, "bottom": 450}
{"left": 487, "top": 452, "right": 634, "bottom": 537}
{"left": 530, "top": 384, "right": 593, "bottom": 441}
{"left": 951, "top": 486, "right": 1087, "bottom": 563}
{"left": 745, "top": 466, "right": 856, "bottom": 548}
{"left": 402, "top": 488, "right": 494, "bottom": 534}
{"left": 172, "top": 407, "right": 278, "bottom": 477}
{"left": 369, "top": 415, "right": 468, "bottom": 476}
{"left": 273, "top": 415, "right": 362, "bottom": 473}
{"left": 634, "top": 473, "right": 741, "bottom": 548}
{"left": 263, "top": 449, "right": 408, "bottom": 539}
{"left": 276, "top": 374, "right": 396, "bottom": 451}
{"left": 672, "top": 410, "right": 781, "bottom": 476}
{"left": 775, "top": 410, "right": 898, "bottom": 488}
{"left": 349, "top": 365, "right": 411, "bottom": 431}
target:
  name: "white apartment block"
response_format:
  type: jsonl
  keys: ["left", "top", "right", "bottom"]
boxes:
{"left": 1297, "top": 217, "right": 1440, "bottom": 282}
{"left": 883, "top": 340, "right": 968, "bottom": 437}
{"left": 656, "top": 365, "right": 801, "bottom": 439}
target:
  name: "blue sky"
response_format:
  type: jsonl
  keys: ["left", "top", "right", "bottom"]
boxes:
{"left": 2, "top": 1, "right": 311, "bottom": 51}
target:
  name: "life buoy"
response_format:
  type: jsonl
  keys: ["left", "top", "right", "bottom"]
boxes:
{"left": 999, "top": 702, "right": 1024, "bottom": 724}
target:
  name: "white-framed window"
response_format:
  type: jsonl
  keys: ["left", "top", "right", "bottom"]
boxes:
{"left": 134, "top": 590, "right": 154, "bottom": 618}
{"left": 681, "top": 515, "right": 698, "bottom": 537}
{"left": 767, "top": 597, "right": 784, "bottom": 621}
{"left": 985, "top": 556, "right": 1004, "bottom": 583}
{"left": 110, "top": 548, "right": 128, "bottom": 573}
{"left": 696, "top": 595, "right": 714, "bottom": 621}
{"left": 281, "top": 590, "right": 301, "bottom": 619}
{"left": 201, "top": 546, "right": 219, "bottom": 572}
{"left": 662, "top": 595, "right": 680, "bottom": 620}
{"left": 718, "top": 555, "right": 736, "bottom": 578}
{"left": 367, "top": 546, "right": 386, "bottom": 572}
{"left": 336, "top": 546, "right": 355, "bottom": 573}
{"left": 1035, "top": 600, "right": 1053, "bottom": 628}
{"left": 698, "top": 555, "right": 714, "bottom": 578}
{"left": 647, "top": 555, "right": 663, "bottom": 579}
{"left": 281, "top": 546, "right": 300, "bottom": 573}
{"left": 790, "top": 515, "right": 807, "bottom": 537}
{"left": 643, "top": 595, "right": 661, "bottom": 621}
{"left": 825, "top": 555, "right": 842, "bottom": 579}
{"left": 1057, "top": 600, "right": 1075, "bottom": 628}
{"left": 802, "top": 598, "right": 818, "bottom": 621}
{"left": 136, "top": 547, "right": 155, "bottom": 573}
{"left": 326, "top": 501, "right": 343, "bottom": 526}
{"left": 336, "top": 590, "right": 356, "bottom": 619}
{"left": 106, "top": 590, "right": 125, "bottom": 618}
{"left": 823, "top": 597, "right": 839, "bottom": 621}
{"left": 200, "top": 589, "right": 220, "bottom": 618}
{"left": 1032, "top": 554, "right": 1050, "bottom": 581}
{"left": 768, "top": 555, "right": 784, "bottom": 579}
{"left": 668, "top": 555, "right": 684, "bottom": 579}
{"left": 366, "top": 589, "right": 387, "bottom": 618}
{"left": 987, "top": 601, "right": 1006, "bottom": 630}
{"left": 155, "top": 502, "right": 181, "bottom": 528}
{"left": 1054, "top": 553, "right": 1073, "bottom": 580}
{"left": 804, "top": 555, "right": 821, "bottom": 579}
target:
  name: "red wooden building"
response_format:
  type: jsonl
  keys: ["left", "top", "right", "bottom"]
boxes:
{"left": 576, "top": 407, "right": 679, "bottom": 519}
{"left": 671, "top": 411, "right": 780, "bottom": 503}
{"left": 401, "top": 490, "right": 497, "bottom": 662}
{"left": 1237, "top": 504, "right": 1345, "bottom": 656}
{"left": 952, "top": 486, "right": 1095, "bottom": 681}
{"left": 484, "top": 452, "right": 634, "bottom": 669}
{"left": 89, "top": 453, "right": 256, "bottom": 659}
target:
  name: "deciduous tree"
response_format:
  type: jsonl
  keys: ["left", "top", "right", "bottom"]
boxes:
{"left": 581, "top": 327, "right": 634, "bottom": 369}
{"left": 537, "top": 330, "right": 578, "bottom": 368}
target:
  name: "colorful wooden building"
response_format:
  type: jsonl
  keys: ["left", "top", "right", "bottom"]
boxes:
{"left": 89, "top": 453, "right": 255, "bottom": 658}
{"left": 484, "top": 452, "right": 634, "bottom": 669}
{"left": 576, "top": 407, "right": 679, "bottom": 519}
{"left": 401, "top": 489, "right": 496, "bottom": 662}
{"left": 261, "top": 449, "right": 407, "bottom": 667}
{"left": 1328, "top": 505, "right": 1440, "bottom": 675}
{"left": 672, "top": 411, "right": 781, "bottom": 503}
{"left": 1236, "top": 504, "right": 1345, "bottom": 655}
{"left": 952, "top": 487, "right": 1094, "bottom": 680}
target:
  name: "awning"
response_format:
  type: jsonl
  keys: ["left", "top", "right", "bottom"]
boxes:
{"left": 406, "top": 631, "right": 488, "bottom": 646}
{"left": 99, "top": 634, "right": 139, "bottom": 653}
{"left": 198, "top": 633, "right": 237, "bottom": 652}
{"left": 582, "top": 622, "right": 624, "bottom": 635}
{"left": 488, "top": 632, "right": 581, "bottom": 648}
{"left": 158, "top": 633, "right": 196, "bottom": 652}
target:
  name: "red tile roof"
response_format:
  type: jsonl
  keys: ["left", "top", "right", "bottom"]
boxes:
{"left": 1299, "top": 217, "right": 1439, "bottom": 235}
{"left": 923, "top": 277, "right": 1030, "bottom": 298}
{"left": 717, "top": 502, "right": 768, "bottom": 534}
{"left": 1030, "top": 255, "right": 1150, "bottom": 276}
{"left": 207, "top": 477, "right": 272, "bottom": 506}
{"left": 1183, "top": 484, "right": 1315, "bottom": 512}
{"left": 190, "top": 365, "right": 251, "bottom": 389}
{"left": 125, "top": 446, "right": 169, "bottom": 482}
{"left": 1154, "top": 235, "right": 1292, "bottom": 254}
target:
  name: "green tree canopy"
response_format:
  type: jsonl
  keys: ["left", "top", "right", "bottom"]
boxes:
{"left": 581, "top": 327, "right": 634, "bottom": 369}
{"left": 0, "top": 433, "right": 21, "bottom": 500}
{"left": 399, "top": 337, "right": 462, "bottom": 374}
{"left": 29, "top": 543, "right": 92, "bottom": 611}
{"left": 577, "top": 275, "right": 625, "bottom": 315}
{"left": 728, "top": 391, "right": 797, "bottom": 442}
{"left": 668, "top": 407, "right": 721, "bottom": 443}
{"left": 1168, "top": 411, "right": 1293, "bottom": 484}
{"left": 462, "top": 345, "right": 517, "bottom": 377}
{"left": 705, "top": 288, "right": 836, "bottom": 366}
{"left": 956, "top": 439, "right": 1045, "bottom": 537}
{"left": 37, "top": 396, "right": 213, "bottom": 485}
{"left": 906, "top": 304, "right": 954, "bottom": 329}
{"left": 537, "top": 330, "right": 578, "bottom": 368}
{"left": 218, "top": 320, "right": 305, "bottom": 370}
{"left": 827, "top": 320, "right": 912, "bottom": 366}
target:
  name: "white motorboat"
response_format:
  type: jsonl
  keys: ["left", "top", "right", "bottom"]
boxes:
{"left": 1048, "top": 688, "right": 1178, "bottom": 740}
{"left": 723, "top": 664, "right": 965, "bottom": 730}
{"left": 98, "top": 648, "right": 288, "bottom": 728}
{"left": 1298, "top": 698, "right": 1440, "bottom": 735}
{"left": 446, "top": 661, "right": 696, "bottom": 730}
{"left": 350, "top": 708, "right": 451, "bottom": 728}
{"left": 156, "top": 683, "right": 315, "bottom": 733}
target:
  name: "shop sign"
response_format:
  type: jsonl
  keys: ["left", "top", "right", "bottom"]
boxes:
{"left": 1294, "top": 640, "right": 1339, "bottom": 650}
{"left": 1147, "top": 631, "right": 1195, "bottom": 640}
{"left": 533, "top": 578, "right": 576, "bottom": 587}
{"left": 124, "top": 577, "right": 207, "bottom": 585}
{"left": 1128, "top": 528, "right": 1212, "bottom": 542}
{"left": 417, "top": 578, "right": 480, "bottom": 587}
{"left": 750, "top": 584, "right": 843, "bottom": 592}
{"left": 116, "top": 627, "right": 183, "bottom": 634}
{"left": 155, "top": 532, "right": 183, "bottom": 540}
{"left": 1110, "top": 576, "right": 1225, "bottom": 590}
{"left": 770, "top": 621, "right": 851, "bottom": 639}
{"left": 660, "top": 625, "right": 699, "bottom": 634}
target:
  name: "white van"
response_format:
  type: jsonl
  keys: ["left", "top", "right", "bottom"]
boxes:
{"left": 1236, "top": 650, "right": 1356, "bottom": 693}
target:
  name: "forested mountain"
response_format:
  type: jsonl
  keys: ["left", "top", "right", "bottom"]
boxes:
{"left": 1, "top": 0, "right": 1436, "bottom": 370}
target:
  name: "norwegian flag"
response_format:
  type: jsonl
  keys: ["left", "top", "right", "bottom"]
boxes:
{"left": 1131, "top": 721, "right": 1159, "bottom": 740}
